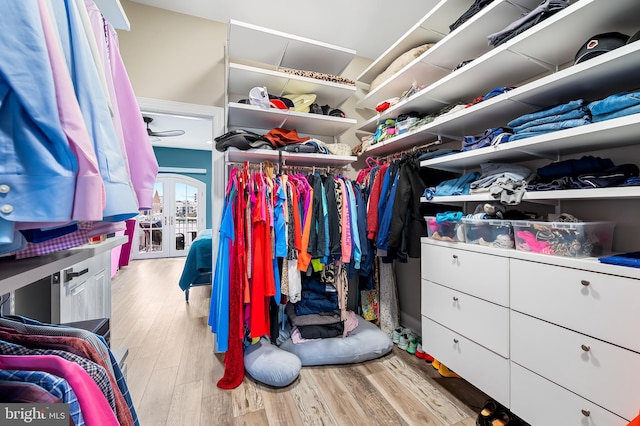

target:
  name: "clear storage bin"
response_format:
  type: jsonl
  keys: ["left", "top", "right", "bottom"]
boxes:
{"left": 461, "top": 218, "right": 514, "bottom": 249}
{"left": 425, "top": 216, "right": 465, "bottom": 242}
{"left": 512, "top": 220, "right": 615, "bottom": 258}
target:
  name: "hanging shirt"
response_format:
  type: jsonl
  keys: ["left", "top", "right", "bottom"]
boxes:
{"left": 0, "top": 2, "right": 78, "bottom": 243}
{"left": 345, "top": 180, "right": 362, "bottom": 269}
{"left": 49, "top": 0, "right": 139, "bottom": 221}
{"left": 273, "top": 177, "right": 287, "bottom": 258}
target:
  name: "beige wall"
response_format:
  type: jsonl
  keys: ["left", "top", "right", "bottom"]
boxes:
{"left": 117, "top": 1, "right": 227, "bottom": 106}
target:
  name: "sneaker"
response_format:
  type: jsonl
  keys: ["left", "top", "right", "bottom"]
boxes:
{"left": 392, "top": 328, "right": 403, "bottom": 344}
{"left": 432, "top": 359, "right": 441, "bottom": 370}
{"left": 438, "top": 363, "right": 461, "bottom": 379}
{"left": 398, "top": 333, "right": 409, "bottom": 350}
{"left": 407, "top": 337, "right": 418, "bottom": 354}
{"left": 416, "top": 342, "right": 426, "bottom": 358}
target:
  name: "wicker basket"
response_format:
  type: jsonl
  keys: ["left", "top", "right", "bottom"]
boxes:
{"left": 327, "top": 143, "right": 352, "bottom": 156}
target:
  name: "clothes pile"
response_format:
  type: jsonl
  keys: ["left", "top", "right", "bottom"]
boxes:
{"left": 507, "top": 99, "right": 591, "bottom": 141}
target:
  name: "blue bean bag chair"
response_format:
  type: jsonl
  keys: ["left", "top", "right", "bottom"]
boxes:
{"left": 244, "top": 338, "right": 301, "bottom": 387}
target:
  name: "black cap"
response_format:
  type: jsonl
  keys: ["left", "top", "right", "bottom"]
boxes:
{"left": 627, "top": 29, "right": 640, "bottom": 45}
{"left": 575, "top": 32, "right": 629, "bottom": 65}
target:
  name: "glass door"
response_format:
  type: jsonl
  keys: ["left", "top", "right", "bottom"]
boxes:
{"left": 132, "top": 174, "right": 206, "bottom": 259}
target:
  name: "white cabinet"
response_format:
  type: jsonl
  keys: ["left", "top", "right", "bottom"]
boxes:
{"left": 225, "top": 20, "right": 358, "bottom": 167}
{"left": 4, "top": 237, "right": 126, "bottom": 324}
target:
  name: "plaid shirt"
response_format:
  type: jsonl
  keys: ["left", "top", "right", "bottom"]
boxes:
{"left": 0, "top": 369, "right": 85, "bottom": 426}
{"left": 0, "top": 340, "right": 115, "bottom": 412}
{"left": 0, "top": 316, "right": 139, "bottom": 426}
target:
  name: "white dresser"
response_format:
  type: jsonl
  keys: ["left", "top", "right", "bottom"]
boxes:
{"left": 421, "top": 239, "right": 640, "bottom": 425}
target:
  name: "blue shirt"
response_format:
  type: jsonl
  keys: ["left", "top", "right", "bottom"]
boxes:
{"left": 0, "top": 2, "right": 78, "bottom": 243}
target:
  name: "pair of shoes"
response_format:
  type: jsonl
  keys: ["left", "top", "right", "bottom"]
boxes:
{"left": 437, "top": 363, "right": 461, "bottom": 378}
{"left": 415, "top": 343, "right": 434, "bottom": 362}
{"left": 476, "top": 400, "right": 498, "bottom": 426}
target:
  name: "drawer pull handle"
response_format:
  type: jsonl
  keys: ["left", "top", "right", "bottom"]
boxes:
{"left": 453, "top": 338, "right": 459, "bottom": 344}
{"left": 581, "top": 344, "right": 591, "bottom": 352}
{"left": 64, "top": 268, "right": 89, "bottom": 282}
{"left": 581, "top": 279, "right": 590, "bottom": 286}
{"left": 452, "top": 254, "right": 458, "bottom": 259}
{"left": 453, "top": 296, "right": 459, "bottom": 302}
{"left": 581, "top": 409, "right": 591, "bottom": 417}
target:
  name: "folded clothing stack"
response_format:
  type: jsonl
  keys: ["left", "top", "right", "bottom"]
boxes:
{"left": 507, "top": 99, "right": 591, "bottom": 141}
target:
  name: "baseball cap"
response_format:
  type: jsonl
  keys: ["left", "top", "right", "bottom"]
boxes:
{"left": 574, "top": 32, "right": 629, "bottom": 65}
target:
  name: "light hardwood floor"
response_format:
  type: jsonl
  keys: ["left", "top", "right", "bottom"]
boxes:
{"left": 111, "top": 258, "right": 488, "bottom": 426}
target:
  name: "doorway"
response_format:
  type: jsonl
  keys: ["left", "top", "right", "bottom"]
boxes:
{"left": 132, "top": 174, "right": 206, "bottom": 259}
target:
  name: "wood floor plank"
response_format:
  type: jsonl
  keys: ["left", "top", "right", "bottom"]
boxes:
{"left": 233, "top": 409, "right": 270, "bottom": 426}
{"left": 125, "top": 355, "right": 157, "bottom": 408}
{"left": 166, "top": 380, "right": 203, "bottom": 426}
{"left": 336, "top": 363, "right": 409, "bottom": 426}
{"left": 231, "top": 378, "right": 264, "bottom": 417}
{"left": 256, "top": 381, "right": 305, "bottom": 426}
{"left": 289, "top": 368, "right": 338, "bottom": 426}
{"left": 305, "top": 366, "right": 371, "bottom": 426}
{"left": 200, "top": 394, "right": 234, "bottom": 426}
{"left": 366, "top": 369, "right": 443, "bottom": 425}
{"left": 380, "top": 355, "right": 468, "bottom": 425}
{"left": 135, "top": 365, "right": 178, "bottom": 426}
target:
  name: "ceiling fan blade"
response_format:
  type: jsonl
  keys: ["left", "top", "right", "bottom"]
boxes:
{"left": 148, "top": 129, "right": 186, "bottom": 137}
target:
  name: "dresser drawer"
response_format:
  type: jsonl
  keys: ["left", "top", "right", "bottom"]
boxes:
{"left": 421, "top": 316, "right": 509, "bottom": 407}
{"left": 511, "top": 311, "right": 640, "bottom": 421}
{"left": 511, "top": 362, "right": 628, "bottom": 426}
{"left": 421, "top": 279, "right": 509, "bottom": 357}
{"left": 421, "top": 243, "right": 509, "bottom": 306}
{"left": 510, "top": 259, "right": 640, "bottom": 352}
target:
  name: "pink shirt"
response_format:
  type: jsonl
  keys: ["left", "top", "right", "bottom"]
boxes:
{"left": 0, "top": 355, "right": 119, "bottom": 426}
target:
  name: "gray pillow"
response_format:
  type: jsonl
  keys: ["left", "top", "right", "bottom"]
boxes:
{"left": 244, "top": 338, "right": 302, "bottom": 387}
{"left": 279, "top": 315, "right": 393, "bottom": 366}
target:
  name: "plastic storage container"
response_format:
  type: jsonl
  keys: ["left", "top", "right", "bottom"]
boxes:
{"left": 425, "top": 216, "right": 465, "bottom": 242}
{"left": 461, "top": 218, "right": 514, "bottom": 249}
{"left": 512, "top": 220, "right": 615, "bottom": 258}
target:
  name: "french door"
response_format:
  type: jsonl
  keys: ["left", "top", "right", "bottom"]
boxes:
{"left": 132, "top": 174, "right": 206, "bottom": 259}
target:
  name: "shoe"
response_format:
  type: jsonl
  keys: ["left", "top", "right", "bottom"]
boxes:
{"left": 437, "top": 363, "right": 461, "bottom": 378}
{"left": 398, "top": 333, "right": 409, "bottom": 350}
{"left": 415, "top": 342, "right": 425, "bottom": 358}
{"left": 392, "top": 328, "right": 403, "bottom": 344}
{"left": 476, "top": 400, "right": 498, "bottom": 426}
{"left": 431, "top": 359, "right": 441, "bottom": 370}
{"left": 407, "top": 337, "right": 418, "bottom": 354}
{"left": 489, "top": 411, "right": 513, "bottom": 426}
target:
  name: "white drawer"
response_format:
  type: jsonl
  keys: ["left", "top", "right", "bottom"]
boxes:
{"left": 511, "top": 362, "right": 628, "bottom": 426}
{"left": 421, "top": 243, "right": 509, "bottom": 306}
{"left": 421, "top": 280, "right": 509, "bottom": 357}
{"left": 511, "top": 311, "right": 640, "bottom": 421}
{"left": 510, "top": 259, "right": 640, "bottom": 352}
{"left": 421, "top": 316, "right": 509, "bottom": 407}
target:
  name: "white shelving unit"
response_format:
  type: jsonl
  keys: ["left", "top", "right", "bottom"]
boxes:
{"left": 225, "top": 20, "right": 358, "bottom": 166}
{"left": 363, "top": 0, "right": 640, "bottom": 423}
{"left": 226, "top": 149, "right": 356, "bottom": 168}
{"left": 358, "top": 0, "right": 640, "bottom": 156}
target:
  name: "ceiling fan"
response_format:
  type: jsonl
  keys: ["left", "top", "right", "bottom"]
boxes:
{"left": 143, "top": 116, "right": 186, "bottom": 141}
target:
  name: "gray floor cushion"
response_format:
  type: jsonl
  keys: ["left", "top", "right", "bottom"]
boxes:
{"left": 244, "top": 338, "right": 302, "bottom": 387}
{"left": 279, "top": 315, "right": 392, "bottom": 366}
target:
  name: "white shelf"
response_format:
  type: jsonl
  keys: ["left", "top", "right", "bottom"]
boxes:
{"left": 227, "top": 102, "right": 356, "bottom": 137}
{"left": 0, "top": 236, "right": 127, "bottom": 296}
{"left": 421, "top": 113, "right": 640, "bottom": 172}
{"left": 227, "top": 20, "right": 355, "bottom": 76}
{"left": 93, "top": 0, "right": 130, "bottom": 30}
{"left": 228, "top": 63, "right": 356, "bottom": 108}
{"left": 225, "top": 149, "right": 356, "bottom": 167}
{"left": 422, "top": 187, "right": 640, "bottom": 205}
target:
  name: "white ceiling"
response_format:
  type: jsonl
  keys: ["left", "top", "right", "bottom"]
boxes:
{"left": 128, "top": 0, "right": 441, "bottom": 60}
